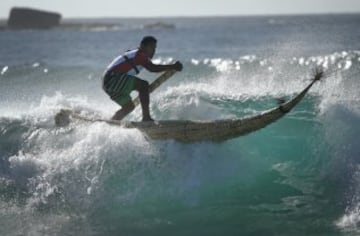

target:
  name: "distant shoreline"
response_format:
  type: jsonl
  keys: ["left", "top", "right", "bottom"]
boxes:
{"left": 1, "top": 13, "right": 359, "bottom": 31}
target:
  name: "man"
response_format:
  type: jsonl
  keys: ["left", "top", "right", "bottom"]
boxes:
{"left": 102, "top": 36, "right": 183, "bottom": 121}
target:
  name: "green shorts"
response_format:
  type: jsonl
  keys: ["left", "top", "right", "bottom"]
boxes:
{"left": 102, "top": 72, "right": 136, "bottom": 106}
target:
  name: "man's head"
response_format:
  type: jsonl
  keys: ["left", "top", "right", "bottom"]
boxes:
{"left": 140, "top": 36, "right": 157, "bottom": 58}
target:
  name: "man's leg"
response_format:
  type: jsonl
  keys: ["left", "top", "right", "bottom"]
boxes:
{"left": 112, "top": 102, "right": 135, "bottom": 120}
{"left": 133, "top": 78, "right": 153, "bottom": 121}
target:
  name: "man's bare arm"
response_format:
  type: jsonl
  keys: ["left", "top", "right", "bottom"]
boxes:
{"left": 146, "top": 61, "right": 183, "bottom": 72}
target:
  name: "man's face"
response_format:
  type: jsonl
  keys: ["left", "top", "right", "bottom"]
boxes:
{"left": 144, "top": 42, "right": 156, "bottom": 59}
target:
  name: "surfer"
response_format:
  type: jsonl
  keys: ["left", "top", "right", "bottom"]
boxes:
{"left": 102, "top": 36, "right": 183, "bottom": 121}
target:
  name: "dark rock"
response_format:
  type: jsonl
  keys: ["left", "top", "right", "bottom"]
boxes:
{"left": 7, "top": 7, "right": 61, "bottom": 29}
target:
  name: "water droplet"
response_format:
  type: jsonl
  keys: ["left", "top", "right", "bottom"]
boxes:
{"left": 1, "top": 66, "right": 8, "bottom": 75}
{"left": 32, "top": 62, "right": 40, "bottom": 68}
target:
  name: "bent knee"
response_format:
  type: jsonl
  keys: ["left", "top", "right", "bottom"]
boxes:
{"left": 140, "top": 80, "right": 149, "bottom": 91}
{"left": 135, "top": 79, "right": 149, "bottom": 92}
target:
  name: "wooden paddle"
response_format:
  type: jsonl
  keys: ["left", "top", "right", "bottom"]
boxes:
{"left": 125, "top": 70, "right": 177, "bottom": 117}
{"left": 132, "top": 70, "right": 177, "bottom": 106}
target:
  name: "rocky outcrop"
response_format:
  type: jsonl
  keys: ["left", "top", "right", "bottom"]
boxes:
{"left": 7, "top": 7, "right": 61, "bottom": 29}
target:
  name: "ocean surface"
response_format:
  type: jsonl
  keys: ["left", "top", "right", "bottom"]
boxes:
{"left": 1, "top": 14, "right": 360, "bottom": 236}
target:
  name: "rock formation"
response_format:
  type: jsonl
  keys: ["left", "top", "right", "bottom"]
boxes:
{"left": 7, "top": 7, "right": 61, "bottom": 29}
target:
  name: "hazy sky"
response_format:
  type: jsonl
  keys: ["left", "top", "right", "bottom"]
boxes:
{"left": 1, "top": 0, "right": 360, "bottom": 18}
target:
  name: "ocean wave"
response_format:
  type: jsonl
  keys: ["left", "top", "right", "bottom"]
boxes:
{"left": 319, "top": 104, "right": 360, "bottom": 233}
{"left": 0, "top": 94, "right": 252, "bottom": 235}
{"left": 1, "top": 49, "right": 360, "bottom": 235}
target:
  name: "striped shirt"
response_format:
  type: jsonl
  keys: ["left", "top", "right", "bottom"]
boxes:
{"left": 105, "top": 48, "right": 151, "bottom": 76}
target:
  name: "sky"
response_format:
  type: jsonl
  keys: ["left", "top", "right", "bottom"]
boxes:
{"left": 1, "top": 0, "right": 360, "bottom": 18}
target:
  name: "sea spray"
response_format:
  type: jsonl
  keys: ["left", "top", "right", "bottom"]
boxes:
{"left": 1, "top": 15, "right": 360, "bottom": 235}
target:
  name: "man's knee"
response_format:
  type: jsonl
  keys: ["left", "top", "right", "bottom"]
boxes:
{"left": 140, "top": 80, "right": 149, "bottom": 92}
{"left": 135, "top": 79, "right": 149, "bottom": 92}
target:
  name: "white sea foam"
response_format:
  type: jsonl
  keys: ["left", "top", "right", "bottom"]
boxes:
{"left": 337, "top": 205, "right": 360, "bottom": 233}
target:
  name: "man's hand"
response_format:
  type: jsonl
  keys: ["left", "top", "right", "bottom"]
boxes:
{"left": 173, "top": 61, "right": 183, "bottom": 71}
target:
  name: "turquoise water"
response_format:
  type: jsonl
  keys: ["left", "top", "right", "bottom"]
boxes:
{"left": 0, "top": 15, "right": 360, "bottom": 235}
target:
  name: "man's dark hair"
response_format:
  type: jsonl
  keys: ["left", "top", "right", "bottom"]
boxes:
{"left": 140, "top": 36, "right": 157, "bottom": 47}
